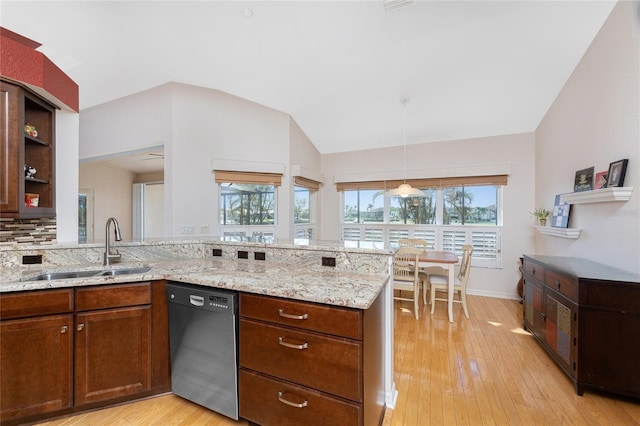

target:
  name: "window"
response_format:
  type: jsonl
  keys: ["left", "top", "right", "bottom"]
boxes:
{"left": 293, "top": 176, "right": 320, "bottom": 240}
{"left": 294, "top": 186, "right": 310, "bottom": 224}
{"left": 443, "top": 185, "right": 497, "bottom": 225}
{"left": 344, "top": 189, "right": 384, "bottom": 223}
{"left": 339, "top": 178, "right": 505, "bottom": 268}
{"left": 216, "top": 170, "right": 281, "bottom": 240}
{"left": 389, "top": 188, "right": 437, "bottom": 224}
{"left": 219, "top": 183, "right": 275, "bottom": 225}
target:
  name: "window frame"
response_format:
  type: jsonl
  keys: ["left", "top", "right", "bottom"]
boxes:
{"left": 340, "top": 185, "right": 503, "bottom": 268}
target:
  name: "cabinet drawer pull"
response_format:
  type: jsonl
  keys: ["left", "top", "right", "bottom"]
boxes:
{"left": 278, "top": 391, "right": 308, "bottom": 408}
{"left": 77, "top": 323, "right": 85, "bottom": 331}
{"left": 278, "top": 309, "right": 308, "bottom": 320}
{"left": 60, "top": 325, "right": 68, "bottom": 334}
{"left": 278, "top": 336, "right": 308, "bottom": 350}
{"left": 556, "top": 281, "right": 561, "bottom": 290}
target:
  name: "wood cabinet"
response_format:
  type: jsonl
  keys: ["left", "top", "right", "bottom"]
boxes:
{"left": 74, "top": 283, "right": 152, "bottom": 405}
{"left": 0, "top": 289, "right": 74, "bottom": 422}
{"left": 523, "top": 255, "right": 640, "bottom": 397}
{"left": 0, "top": 79, "right": 56, "bottom": 218}
{"left": 238, "top": 293, "right": 384, "bottom": 426}
{"left": 0, "top": 281, "right": 170, "bottom": 425}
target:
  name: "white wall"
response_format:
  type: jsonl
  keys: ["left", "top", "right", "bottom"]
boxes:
{"left": 321, "top": 132, "right": 536, "bottom": 299}
{"left": 169, "top": 83, "right": 292, "bottom": 238}
{"left": 79, "top": 162, "right": 135, "bottom": 240}
{"left": 289, "top": 117, "right": 323, "bottom": 237}
{"left": 79, "top": 84, "right": 172, "bottom": 159}
{"left": 55, "top": 109, "right": 80, "bottom": 243}
{"left": 535, "top": 1, "right": 640, "bottom": 273}
{"left": 79, "top": 82, "right": 305, "bottom": 240}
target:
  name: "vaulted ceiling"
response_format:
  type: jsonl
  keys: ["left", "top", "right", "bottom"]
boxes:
{"left": 1, "top": 1, "right": 616, "bottom": 154}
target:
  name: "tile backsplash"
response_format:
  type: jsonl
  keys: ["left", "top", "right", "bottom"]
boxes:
{"left": 0, "top": 217, "right": 57, "bottom": 245}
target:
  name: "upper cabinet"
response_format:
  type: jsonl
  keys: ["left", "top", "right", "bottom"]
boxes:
{"left": 1, "top": 80, "right": 56, "bottom": 218}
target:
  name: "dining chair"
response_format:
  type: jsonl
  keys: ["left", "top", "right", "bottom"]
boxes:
{"left": 397, "top": 238, "right": 441, "bottom": 303}
{"left": 428, "top": 244, "right": 473, "bottom": 318}
{"left": 393, "top": 246, "right": 425, "bottom": 320}
{"left": 397, "top": 238, "right": 431, "bottom": 250}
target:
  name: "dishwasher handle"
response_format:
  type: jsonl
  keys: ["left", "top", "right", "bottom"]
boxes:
{"left": 189, "top": 294, "right": 205, "bottom": 306}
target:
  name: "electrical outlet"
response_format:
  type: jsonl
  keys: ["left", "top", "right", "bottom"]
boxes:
{"left": 200, "top": 225, "right": 210, "bottom": 234}
{"left": 255, "top": 252, "right": 266, "bottom": 261}
{"left": 212, "top": 248, "right": 222, "bottom": 257}
{"left": 238, "top": 250, "right": 249, "bottom": 259}
{"left": 322, "top": 256, "right": 336, "bottom": 267}
{"left": 180, "top": 225, "right": 194, "bottom": 234}
{"left": 22, "top": 255, "right": 43, "bottom": 264}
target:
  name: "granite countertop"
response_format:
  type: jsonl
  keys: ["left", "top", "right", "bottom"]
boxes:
{"left": 1, "top": 258, "right": 390, "bottom": 310}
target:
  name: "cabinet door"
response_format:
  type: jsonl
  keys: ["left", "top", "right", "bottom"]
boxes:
{"left": 523, "top": 277, "right": 545, "bottom": 339}
{"left": 0, "top": 314, "right": 73, "bottom": 421}
{"left": 582, "top": 309, "right": 640, "bottom": 396}
{"left": 544, "top": 292, "right": 577, "bottom": 378}
{"left": 0, "top": 81, "right": 21, "bottom": 214}
{"left": 75, "top": 306, "right": 151, "bottom": 405}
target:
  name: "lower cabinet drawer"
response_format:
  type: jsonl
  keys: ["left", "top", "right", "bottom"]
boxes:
{"left": 239, "top": 369, "right": 361, "bottom": 426}
{"left": 240, "top": 318, "right": 362, "bottom": 402}
{"left": 545, "top": 270, "right": 577, "bottom": 302}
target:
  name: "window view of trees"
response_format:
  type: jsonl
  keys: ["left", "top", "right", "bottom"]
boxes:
{"left": 343, "top": 185, "right": 497, "bottom": 226}
{"left": 443, "top": 186, "right": 497, "bottom": 225}
{"left": 389, "top": 189, "right": 436, "bottom": 224}
{"left": 344, "top": 190, "right": 384, "bottom": 223}
{"left": 294, "top": 186, "right": 310, "bottom": 224}
{"left": 219, "top": 183, "right": 275, "bottom": 225}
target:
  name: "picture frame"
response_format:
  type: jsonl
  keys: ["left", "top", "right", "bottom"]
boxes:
{"left": 594, "top": 170, "right": 608, "bottom": 189}
{"left": 574, "top": 167, "right": 594, "bottom": 192}
{"left": 605, "top": 159, "right": 628, "bottom": 188}
{"left": 551, "top": 194, "right": 571, "bottom": 228}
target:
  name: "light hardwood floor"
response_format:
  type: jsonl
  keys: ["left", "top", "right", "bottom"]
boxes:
{"left": 37, "top": 295, "right": 640, "bottom": 426}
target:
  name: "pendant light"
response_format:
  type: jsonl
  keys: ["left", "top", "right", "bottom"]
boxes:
{"left": 385, "top": 97, "right": 425, "bottom": 198}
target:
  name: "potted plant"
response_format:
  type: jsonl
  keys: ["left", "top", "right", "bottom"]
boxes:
{"left": 531, "top": 207, "right": 551, "bottom": 226}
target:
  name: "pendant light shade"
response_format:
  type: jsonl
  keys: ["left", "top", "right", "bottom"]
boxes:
{"left": 386, "top": 183, "right": 425, "bottom": 198}
{"left": 385, "top": 97, "right": 425, "bottom": 198}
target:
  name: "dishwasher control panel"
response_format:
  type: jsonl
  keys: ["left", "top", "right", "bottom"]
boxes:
{"left": 167, "top": 282, "right": 237, "bottom": 314}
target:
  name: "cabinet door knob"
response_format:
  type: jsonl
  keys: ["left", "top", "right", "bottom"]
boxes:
{"left": 60, "top": 325, "right": 68, "bottom": 334}
{"left": 278, "top": 336, "right": 308, "bottom": 350}
{"left": 278, "top": 391, "right": 308, "bottom": 408}
{"left": 541, "top": 312, "right": 546, "bottom": 321}
{"left": 278, "top": 309, "right": 309, "bottom": 320}
{"left": 77, "top": 323, "right": 85, "bottom": 331}
{"left": 556, "top": 281, "right": 561, "bottom": 289}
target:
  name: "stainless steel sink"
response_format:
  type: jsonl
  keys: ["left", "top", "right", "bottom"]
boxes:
{"left": 97, "top": 267, "right": 151, "bottom": 277}
{"left": 29, "top": 270, "right": 102, "bottom": 281}
{"left": 23, "top": 266, "right": 152, "bottom": 281}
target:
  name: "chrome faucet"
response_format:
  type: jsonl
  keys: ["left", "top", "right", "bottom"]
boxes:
{"left": 104, "top": 217, "right": 123, "bottom": 266}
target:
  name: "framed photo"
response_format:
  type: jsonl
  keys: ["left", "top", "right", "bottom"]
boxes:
{"left": 605, "top": 159, "right": 628, "bottom": 188}
{"left": 552, "top": 194, "right": 571, "bottom": 228}
{"left": 574, "top": 167, "right": 594, "bottom": 192}
{"left": 594, "top": 171, "right": 608, "bottom": 189}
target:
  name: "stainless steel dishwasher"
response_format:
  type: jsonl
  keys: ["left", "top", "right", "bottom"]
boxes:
{"left": 166, "top": 282, "right": 238, "bottom": 420}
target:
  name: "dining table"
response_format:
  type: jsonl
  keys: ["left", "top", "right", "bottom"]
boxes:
{"left": 418, "top": 250, "right": 459, "bottom": 322}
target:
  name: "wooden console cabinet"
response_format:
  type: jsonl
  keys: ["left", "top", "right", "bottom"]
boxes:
{"left": 523, "top": 255, "right": 640, "bottom": 398}
{"left": 0, "top": 80, "right": 56, "bottom": 218}
{"left": 239, "top": 293, "right": 385, "bottom": 426}
{"left": 0, "top": 281, "right": 170, "bottom": 425}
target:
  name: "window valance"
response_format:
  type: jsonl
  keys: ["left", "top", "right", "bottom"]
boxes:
{"left": 335, "top": 174, "right": 508, "bottom": 192}
{"left": 215, "top": 170, "right": 282, "bottom": 186}
{"left": 294, "top": 176, "right": 321, "bottom": 191}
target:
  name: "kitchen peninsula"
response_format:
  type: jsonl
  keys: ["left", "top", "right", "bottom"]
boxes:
{"left": 0, "top": 239, "right": 393, "bottom": 426}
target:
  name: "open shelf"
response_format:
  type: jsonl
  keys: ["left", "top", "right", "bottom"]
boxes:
{"left": 560, "top": 187, "right": 633, "bottom": 205}
{"left": 536, "top": 226, "right": 581, "bottom": 239}
{"left": 25, "top": 177, "right": 49, "bottom": 184}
